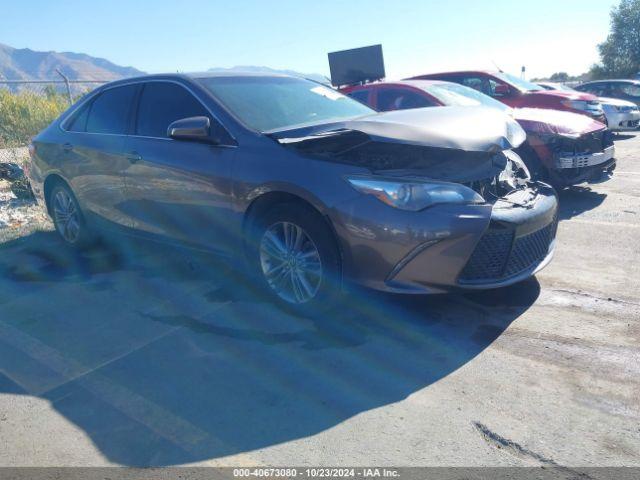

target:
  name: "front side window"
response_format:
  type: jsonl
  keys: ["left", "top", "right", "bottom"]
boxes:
{"left": 197, "top": 76, "right": 374, "bottom": 132}
{"left": 619, "top": 83, "right": 640, "bottom": 98}
{"left": 488, "top": 79, "right": 510, "bottom": 97}
{"left": 580, "top": 83, "right": 607, "bottom": 96}
{"left": 136, "top": 82, "right": 210, "bottom": 138}
{"left": 377, "top": 88, "right": 434, "bottom": 111}
{"left": 86, "top": 85, "right": 137, "bottom": 134}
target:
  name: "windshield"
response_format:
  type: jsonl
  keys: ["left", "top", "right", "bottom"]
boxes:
{"left": 420, "top": 82, "right": 510, "bottom": 112}
{"left": 495, "top": 72, "right": 544, "bottom": 92}
{"left": 197, "top": 76, "right": 374, "bottom": 132}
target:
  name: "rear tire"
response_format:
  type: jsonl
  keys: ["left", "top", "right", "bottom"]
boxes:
{"left": 48, "top": 182, "right": 93, "bottom": 248}
{"left": 248, "top": 203, "right": 342, "bottom": 315}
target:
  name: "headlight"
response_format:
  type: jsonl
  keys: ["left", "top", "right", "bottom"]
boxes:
{"left": 346, "top": 176, "right": 484, "bottom": 211}
{"left": 506, "top": 117, "right": 527, "bottom": 148}
{"left": 499, "top": 150, "right": 531, "bottom": 189}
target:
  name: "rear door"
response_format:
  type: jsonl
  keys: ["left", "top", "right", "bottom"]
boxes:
{"left": 122, "top": 80, "right": 237, "bottom": 253}
{"left": 62, "top": 84, "right": 138, "bottom": 228}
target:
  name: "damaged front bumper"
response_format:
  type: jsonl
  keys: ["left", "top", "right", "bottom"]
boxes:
{"left": 555, "top": 144, "right": 615, "bottom": 169}
{"left": 532, "top": 129, "right": 617, "bottom": 187}
{"left": 331, "top": 182, "right": 558, "bottom": 294}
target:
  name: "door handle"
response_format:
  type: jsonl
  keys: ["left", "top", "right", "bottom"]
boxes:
{"left": 126, "top": 152, "right": 142, "bottom": 163}
{"left": 62, "top": 143, "right": 73, "bottom": 152}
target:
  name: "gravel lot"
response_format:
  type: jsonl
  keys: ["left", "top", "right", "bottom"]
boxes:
{"left": 0, "top": 133, "right": 638, "bottom": 467}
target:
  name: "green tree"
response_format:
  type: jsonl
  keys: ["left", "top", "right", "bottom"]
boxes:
{"left": 590, "top": 0, "right": 640, "bottom": 79}
{"left": 549, "top": 72, "right": 570, "bottom": 82}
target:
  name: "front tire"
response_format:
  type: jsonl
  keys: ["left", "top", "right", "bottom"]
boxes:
{"left": 249, "top": 203, "right": 342, "bottom": 314}
{"left": 49, "top": 183, "right": 92, "bottom": 248}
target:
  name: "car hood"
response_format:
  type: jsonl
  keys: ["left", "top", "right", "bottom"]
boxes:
{"left": 526, "top": 89, "right": 598, "bottom": 102}
{"left": 270, "top": 107, "right": 529, "bottom": 183}
{"left": 269, "top": 106, "right": 526, "bottom": 153}
{"left": 599, "top": 97, "right": 638, "bottom": 108}
{"left": 513, "top": 107, "right": 605, "bottom": 136}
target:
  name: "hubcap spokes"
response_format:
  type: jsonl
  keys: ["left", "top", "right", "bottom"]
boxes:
{"left": 53, "top": 190, "right": 80, "bottom": 243}
{"left": 259, "top": 222, "right": 322, "bottom": 304}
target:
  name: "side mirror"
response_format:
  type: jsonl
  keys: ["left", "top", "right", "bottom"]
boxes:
{"left": 494, "top": 84, "right": 511, "bottom": 96}
{"left": 167, "top": 116, "right": 215, "bottom": 143}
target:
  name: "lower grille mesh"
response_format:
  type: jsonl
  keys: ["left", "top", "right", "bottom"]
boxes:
{"left": 459, "top": 217, "right": 557, "bottom": 283}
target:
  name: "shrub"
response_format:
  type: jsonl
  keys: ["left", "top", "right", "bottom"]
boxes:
{"left": 0, "top": 89, "right": 68, "bottom": 148}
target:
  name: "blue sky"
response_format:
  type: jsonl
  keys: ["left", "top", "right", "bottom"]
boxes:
{"left": 1, "top": 0, "right": 618, "bottom": 79}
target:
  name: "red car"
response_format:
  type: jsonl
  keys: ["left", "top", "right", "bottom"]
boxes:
{"left": 343, "top": 80, "right": 615, "bottom": 187}
{"left": 408, "top": 71, "right": 606, "bottom": 123}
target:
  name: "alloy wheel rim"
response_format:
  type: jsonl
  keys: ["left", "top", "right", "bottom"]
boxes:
{"left": 53, "top": 189, "right": 81, "bottom": 243}
{"left": 259, "top": 221, "right": 323, "bottom": 304}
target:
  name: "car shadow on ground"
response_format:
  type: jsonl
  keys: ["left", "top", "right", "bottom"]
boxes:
{"left": 0, "top": 231, "right": 540, "bottom": 466}
{"left": 613, "top": 133, "right": 636, "bottom": 141}
{"left": 557, "top": 186, "right": 607, "bottom": 221}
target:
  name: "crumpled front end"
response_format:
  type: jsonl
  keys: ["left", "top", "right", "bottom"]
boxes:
{"left": 542, "top": 129, "right": 616, "bottom": 186}
{"left": 273, "top": 106, "right": 556, "bottom": 294}
{"left": 515, "top": 108, "right": 616, "bottom": 187}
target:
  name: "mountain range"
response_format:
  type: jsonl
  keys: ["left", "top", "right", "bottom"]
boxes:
{"left": 0, "top": 42, "right": 144, "bottom": 81}
{"left": 0, "top": 42, "right": 326, "bottom": 83}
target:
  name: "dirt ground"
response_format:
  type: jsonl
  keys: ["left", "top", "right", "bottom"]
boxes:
{"left": 0, "top": 133, "right": 638, "bottom": 467}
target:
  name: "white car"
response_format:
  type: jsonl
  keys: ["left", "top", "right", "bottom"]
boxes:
{"left": 599, "top": 97, "right": 640, "bottom": 131}
{"left": 538, "top": 82, "right": 639, "bottom": 131}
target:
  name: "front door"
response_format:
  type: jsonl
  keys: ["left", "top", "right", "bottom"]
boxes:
{"left": 122, "top": 81, "right": 237, "bottom": 254}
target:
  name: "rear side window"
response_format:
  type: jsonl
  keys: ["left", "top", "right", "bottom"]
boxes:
{"left": 377, "top": 88, "right": 434, "bottom": 111}
{"left": 66, "top": 103, "right": 90, "bottom": 132}
{"left": 136, "top": 82, "right": 210, "bottom": 138}
{"left": 461, "top": 77, "right": 490, "bottom": 95}
{"left": 86, "top": 85, "right": 137, "bottom": 134}
{"left": 348, "top": 89, "right": 372, "bottom": 107}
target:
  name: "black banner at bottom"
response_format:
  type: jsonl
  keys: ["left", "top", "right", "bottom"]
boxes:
{"left": 0, "top": 467, "right": 638, "bottom": 480}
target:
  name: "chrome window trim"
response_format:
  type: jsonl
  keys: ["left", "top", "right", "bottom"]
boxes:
{"left": 59, "top": 78, "right": 237, "bottom": 147}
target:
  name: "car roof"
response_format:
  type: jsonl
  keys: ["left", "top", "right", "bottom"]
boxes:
{"left": 416, "top": 70, "right": 496, "bottom": 76}
{"left": 94, "top": 71, "right": 302, "bottom": 89}
{"left": 581, "top": 79, "right": 640, "bottom": 85}
{"left": 185, "top": 71, "right": 298, "bottom": 79}
{"left": 352, "top": 79, "right": 453, "bottom": 89}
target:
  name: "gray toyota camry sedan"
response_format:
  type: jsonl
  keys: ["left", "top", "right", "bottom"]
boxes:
{"left": 28, "top": 73, "right": 558, "bottom": 312}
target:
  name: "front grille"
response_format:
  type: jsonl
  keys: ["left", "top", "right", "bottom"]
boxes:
{"left": 556, "top": 129, "right": 613, "bottom": 156}
{"left": 575, "top": 131, "right": 604, "bottom": 154}
{"left": 459, "top": 217, "right": 557, "bottom": 284}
